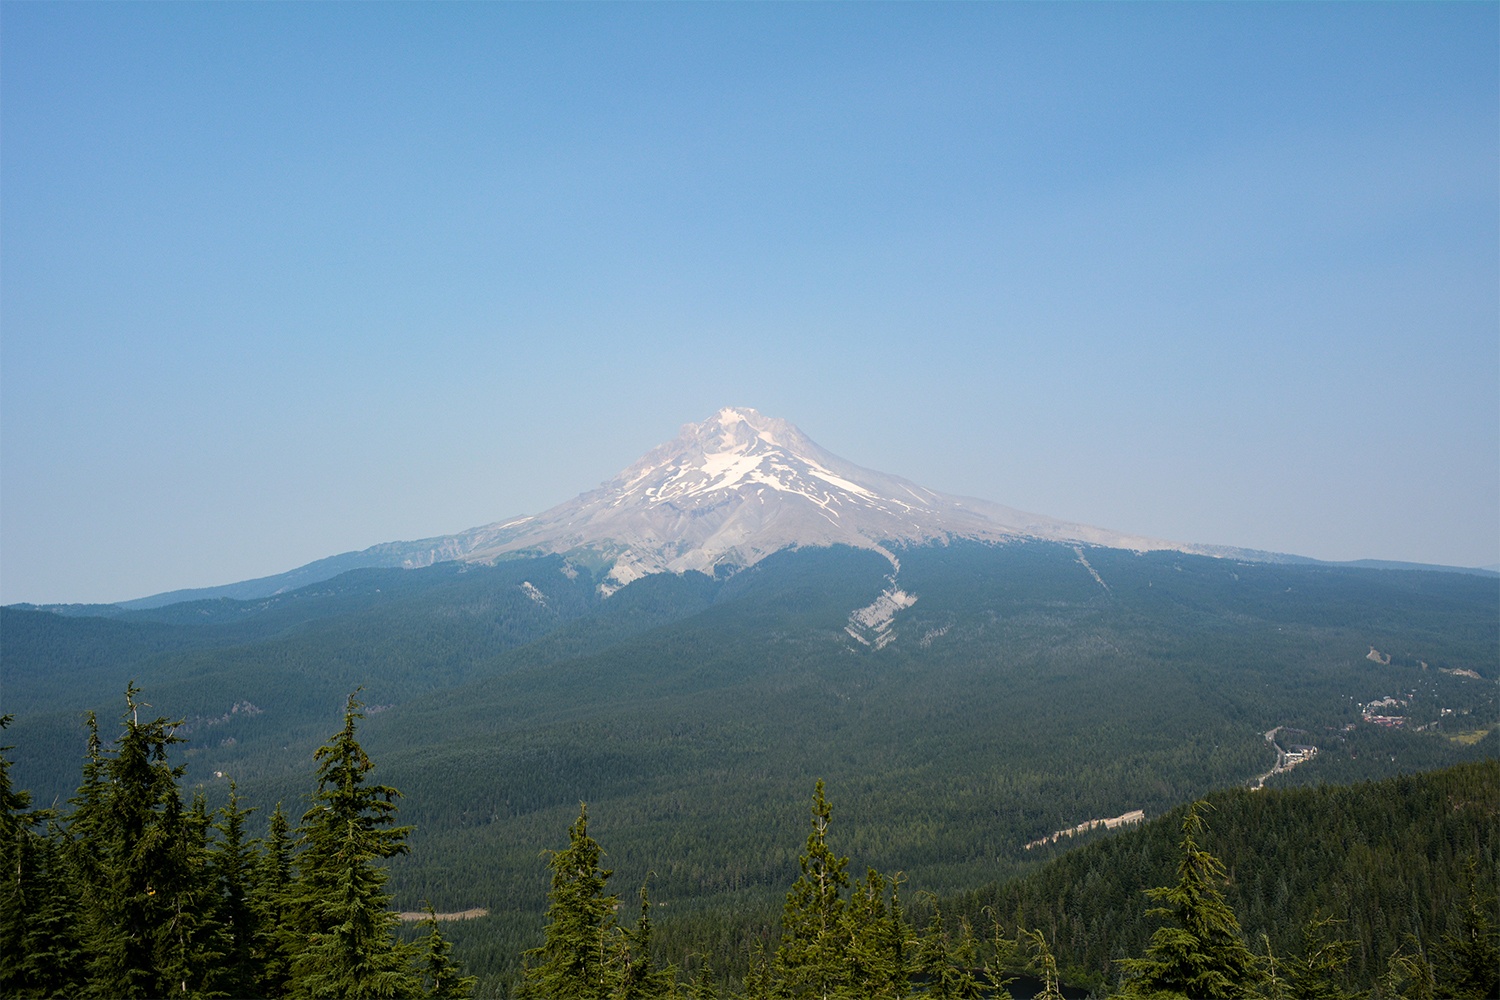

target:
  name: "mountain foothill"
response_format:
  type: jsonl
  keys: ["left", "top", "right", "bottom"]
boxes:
{"left": 3, "top": 408, "right": 1495, "bottom": 998}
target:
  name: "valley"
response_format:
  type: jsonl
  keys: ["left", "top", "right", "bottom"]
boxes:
{"left": 1249, "top": 726, "right": 1319, "bottom": 790}
{"left": 3, "top": 410, "right": 1495, "bottom": 996}
{"left": 4, "top": 538, "right": 1494, "bottom": 993}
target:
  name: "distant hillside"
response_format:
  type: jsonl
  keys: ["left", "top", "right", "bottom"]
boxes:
{"left": 958, "top": 758, "right": 1499, "bottom": 994}
{"left": 6, "top": 539, "right": 1494, "bottom": 992}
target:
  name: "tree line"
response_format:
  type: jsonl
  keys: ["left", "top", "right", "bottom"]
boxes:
{"left": 5, "top": 687, "right": 1496, "bottom": 999}
{"left": 508, "top": 783, "right": 1498, "bottom": 1000}
{"left": 1, "top": 688, "right": 474, "bottom": 998}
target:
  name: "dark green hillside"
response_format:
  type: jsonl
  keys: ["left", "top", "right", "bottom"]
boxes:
{"left": 345, "top": 544, "right": 1493, "bottom": 983}
{"left": 3, "top": 539, "right": 1495, "bottom": 991}
{"left": 3, "top": 556, "right": 692, "bottom": 802}
{"left": 955, "top": 758, "right": 1499, "bottom": 995}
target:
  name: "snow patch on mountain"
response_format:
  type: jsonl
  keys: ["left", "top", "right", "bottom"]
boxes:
{"left": 845, "top": 584, "right": 919, "bottom": 650}
{"left": 121, "top": 406, "right": 1307, "bottom": 609}
{"left": 441, "top": 406, "right": 1232, "bottom": 597}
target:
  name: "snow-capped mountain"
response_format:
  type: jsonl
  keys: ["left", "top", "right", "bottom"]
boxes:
{"left": 121, "top": 406, "right": 1261, "bottom": 609}
{"left": 452, "top": 406, "right": 1214, "bottom": 593}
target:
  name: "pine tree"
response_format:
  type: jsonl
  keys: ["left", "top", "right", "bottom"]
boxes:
{"left": 1258, "top": 933, "right": 1290, "bottom": 1000}
{"left": 916, "top": 901, "right": 982, "bottom": 1000}
{"left": 979, "top": 915, "right": 1018, "bottom": 1000}
{"left": 1021, "top": 927, "right": 1065, "bottom": 1000}
{"left": 1377, "top": 934, "right": 1436, "bottom": 1000}
{"left": 1285, "top": 913, "right": 1357, "bottom": 1000}
{"left": 416, "top": 904, "right": 479, "bottom": 1000}
{"left": 254, "top": 802, "right": 298, "bottom": 996}
{"left": 616, "top": 879, "right": 676, "bottom": 1000}
{"left": 79, "top": 684, "right": 221, "bottom": 998}
{"left": 743, "top": 939, "right": 774, "bottom": 1000}
{"left": 1, "top": 714, "right": 84, "bottom": 996}
{"left": 521, "top": 802, "right": 620, "bottom": 1000}
{"left": 775, "top": 780, "right": 851, "bottom": 1000}
{"left": 211, "top": 783, "right": 264, "bottom": 998}
{"left": 689, "top": 959, "right": 718, "bottom": 1000}
{"left": 0, "top": 713, "right": 39, "bottom": 994}
{"left": 1436, "top": 857, "right": 1500, "bottom": 1000}
{"left": 161, "top": 792, "right": 230, "bottom": 997}
{"left": 844, "top": 868, "right": 911, "bottom": 998}
{"left": 289, "top": 692, "right": 420, "bottom": 999}
{"left": 64, "top": 710, "right": 111, "bottom": 993}
{"left": 1115, "top": 802, "right": 1262, "bottom": 1000}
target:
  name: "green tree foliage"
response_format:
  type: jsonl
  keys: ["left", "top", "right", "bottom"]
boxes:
{"left": 960, "top": 760, "right": 1497, "bottom": 997}
{"left": 845, "top": 869, "right": 912, "bottom": 999}
{"left": 1116, "top": 802, "right": 1262, "bottom": 999}
{"left": 5, "top": 667, "right": 1496, "bottom": 999}
{"left": 0, "top": 688, "right": 475, "bottom": 999}
{"left": 290, "top": 691, "right": 422, "bottom": 998}
{"left": 521, "top": 802, "right": 620, "bottom": 1000}
{"left": 1284, "top": 914, "right": 1358, "bottom": 1000}
{"left": 1435, "top": 857, "right": 1500, "bottom": 1000}
{"left": 1376, "top": 934, "right": 1436, "bottom": 1000}
{"left": 211, "top": 783, "right": 265, "bottom": 997}
{"left": 79, "top": 684, "right": 220, "bottom": 997}
{"left": 1021, "top": 927, "right": 1065, "bottom": 1000}
{"left": 690, "top": 960, "right": 720, "bottom": 1000}
{"left": 915, "top": 902, "right": 982, "bottom": 1000}
{"left": 775, "top": 780, "right": 852, "bottom": 999}
{"left": 1, "top": 713, "right": 84, "bottom": 997}
{"left": 617, "top": 880, "right": 677, "bottom": 1000}
{"left": 416, "top": 904, "right": 481, "bottom": 1000}
{"left": 255, "top": 802, "right": 299, "bottom": 996}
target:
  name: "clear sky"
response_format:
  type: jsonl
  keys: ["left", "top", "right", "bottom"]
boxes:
{"left": 2, "top": 2, "right": 1496, "bottom": 605}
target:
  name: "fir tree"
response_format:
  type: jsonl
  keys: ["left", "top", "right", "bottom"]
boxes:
{"left": 81, "top": 684, "right": 219, "bottom": 998}
{"left": 160, "top": 792, "right": 230, "bottom": 997}
{"left": 63, "top": 710, "right": 110, "bottom": 991}
{"left": 742, "top": 939, "right": 774, "bottom": 1000}
{"left": 1021, "top": 927, "right": 1065, "bottom": 1000}
{"left": 916, "top": 901, "right": 982, "bottom": 1000}
{"left": 0, "top": 713, "right": 39, "bottom": 994}
{"left": 689, "top": 958, "right": 718, "bottom": 1000}
{"left": 844, "top": 868, "right": 911, "bottom": 999}
{"left": 978, "top": 914, "right": 1018, "bottom": 1000}
{"left": 1377, "top": 934, "right": 1436, "bottom": 1000}
{"left": 1436, "top": 856, "right": 1500, "bottom": 1000}
{"left": 1284, "top": 913, "right": 1357, "bottom": 1000}
{"left": 416, "top": 904, "right": 479, "bottom": 1000}
{"left": 211, "top": 783, "right": 264, "bottom": 998}
{"left": 775, "top": 779, "right": 851, "bottom": 1000}
{"left": 1258, "top": 933, "right": 1290, "bottom": 1000}
{"left": 1115, "top": 801, "right": 1262, "bottom": 1000}
{"left": 1, "top": 714, "right": 84, "bottom": 996}
{"left": 616, "top": 879, "right": 676, "bottom": 1000}
{"left": 521, "top": 802, "right": 620, "bottom": 1000}
{"left": 254, "top": 802, "right": 298, "bottom": 996}
{"left": 290, "top": 692, "right": 420, "bottom": 999}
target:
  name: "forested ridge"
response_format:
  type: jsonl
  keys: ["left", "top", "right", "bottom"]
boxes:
{"left": 4, "top": 689, "right": 1495, "bottom": 999}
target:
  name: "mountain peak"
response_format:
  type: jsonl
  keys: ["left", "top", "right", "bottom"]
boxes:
{"left": 451, "top": 407, "right": 1199, "bottom": 593}
{"left": 117, "top": 407, "right": 1256, "bottom": 608}
{"left": 680, "top": 406, "right": 805, "bottom": 456}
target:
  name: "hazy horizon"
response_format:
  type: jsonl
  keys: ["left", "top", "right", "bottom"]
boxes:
{"left": 3, "top": 3, "right": 1496, "bottom": 605}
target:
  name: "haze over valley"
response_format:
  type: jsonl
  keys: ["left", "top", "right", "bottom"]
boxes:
{"left": 4, "top": 405, "right": 1495, "bottom": 995}
{"left": 2, "top": 5, "right": 1495, "bottom": 997}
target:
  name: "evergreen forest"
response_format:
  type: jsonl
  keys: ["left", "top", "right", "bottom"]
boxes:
{"left": 2, "top": 542, "right": 1496, "bottom": 996}
{"left": 2, "top": 689, "right": 1495, "bottom": 999}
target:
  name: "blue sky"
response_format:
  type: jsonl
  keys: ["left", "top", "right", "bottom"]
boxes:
{"left": 2, "top": 2, "right": 1496, "bottom": 604}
